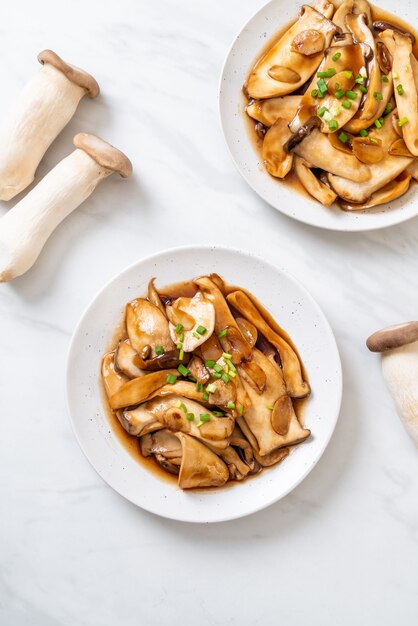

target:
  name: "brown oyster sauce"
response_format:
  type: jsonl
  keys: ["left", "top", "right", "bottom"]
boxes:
{"left": 102, "top": 279, "right": 309, "bottom": 489}
{"left": 243, "top": 2, "right": 418, "bottom": 209}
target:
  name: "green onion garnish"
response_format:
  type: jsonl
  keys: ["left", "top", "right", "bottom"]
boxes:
{"left": 178, "top": 332, "right": 184, "bottom": 342}
{"left": 196, "top": 325, "right": 207, "bottom": 335}
{"left": 369, "top": 137, "right": 378, "bottom": 144}
{"left": 178, "top": 364, "right": 190, "bottom": 376}
{"left": 373, "top": 91, "right": 383, "bottom": 100}
{"left": 382, "top": 75, "right": 389, "bottom": 83}
{"left": 176, "top": 342, "right": 182, "bottom": 350}
{"left": 228, "top": 361, "right": 236, "bottom": 373}
{"left": 358, "top": 85, "right": 368, "bottom": 94}
{"left": 332, "top": 52, "right": 341, "bottom": 62}
{"left": 196, "top": 382, "right": 204, "bottom": 392}
{"left": 218, "top": 328, "right": 228, "bottom": 338}
{"left": 155, "top": 345, "right": 164, "bottom": 356}
{"left": 317, "top": 68, "right": 336, "bottom": 78}
{"left": 192, "top": 331, "right": 200, "bottom": 339}
{"left": 345, "top": 90, "right": 357, "bottom": 100}
{"left": 180, "top": 402, "right": 187, "bottom": 413}
{"left": 342, "top": 99, "right": 352, "bottom": 109}
{"left": 317, "top": 78, "right": 328, "bottom": 94}
{"left": 179, "top": 348, "right": 184, "bottom": 361}
{"left": 393, "top": 71, "right": 399, "bottom": 79}
{"left": 202, "top": 392, "right": 209, "bottom": 402}
{"left": 384, "top": 103, "right": 393, "bottom": 115}
{"left": 212, "top": 411, "right": 224, "bottom": 416}
{"left": 229, "top": 371, "right": 236, "bottom": 378}
{"left": 206, "top": 383, "right": 216, "bottom": 393}
{"left": 317, "top": 106, "right": 328, "bottom": 117}
{"left": 359, "top": 129, "right": 368, "bottom": 137}
{"left": 186, "top": 413, "right": 195, "bottom": 421}
{"left": 199, "top": 413, "right": 210, "bottom": 423}
{"left": 222, "top": 353, "right": 232, "bottom": 360}
{"left": 239, "top": 404, "right": 244, "bottom": 416}
{"left": 397, "top": 84, "right": 404, "bottom": 95}
{"left": 374, "top": 118, "right": 383, "bottom": 129}
{"left": 205, "top": 360, "right": 216, "bottom": 369}
{"left": 338, "top": 132, "right": 348, "bottom": 143}
{"left": 335, "top": 88, "right": 345, "bottom": 99}
{"left": 166, "top": 374, "right": 177, "bottom": 384}
{"left": 174, "top": 323, "right": 183, "bottom": 333}
{"left": 214, "top": 363, "right": 223, "bottom": 373}
{"left": 354, "top": 75, "right": 364, "bottom": 84}
{"left": 212, "top": 372, "right": 222, "bottom": 379}
{"left": 175, "top": 400, "right": 182, "bottom": 408}
{"left": 265, "top": 405, "right": 274, "bottom": 410}
{"left": 227, "top": 402, "right": 235, "bottom": 409}
{"left": 344, "top": 70, "right": 353, "bottom": 79}
{"left": 328, "top": 119, "right": 339, "bottom": 131}
{"left": 311, "top": 89, "right": 319, "bottom": 97}
{"left": 398, "top": 116, "right": 409, "bottom": 127}
{"left": 221, "top": 373, "right": 230, "bottom": 384}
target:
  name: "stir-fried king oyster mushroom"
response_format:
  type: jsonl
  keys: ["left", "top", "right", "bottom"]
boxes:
{"left": 101, "top": 275, "right": 311, "bottom": 490}
{"left": 243, "top": 0, "right": 418, "bottom": 211}
{"left": 0, "top": 50, "right": 99, "bottom": 201}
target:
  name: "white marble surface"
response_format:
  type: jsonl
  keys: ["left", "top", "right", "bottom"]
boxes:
{"left": 1, "top": 0, "right": 418, "bottom": 624}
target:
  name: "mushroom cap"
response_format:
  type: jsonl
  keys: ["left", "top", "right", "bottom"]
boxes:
{"left": 73, "top": 133, "right": 133, "bottom": 178}
{"left": 38, "top": 49, "right": 100, "bottom": 98}
{"left": 367, "top": 321, "right": 418, "bottom": 352}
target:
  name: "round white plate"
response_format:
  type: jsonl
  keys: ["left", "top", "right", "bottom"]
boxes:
{"left": 219, "top": 0, "right": 418, "bottom": 231}
{"left": 67, "top": 246, "right": 342, "bottom": 522}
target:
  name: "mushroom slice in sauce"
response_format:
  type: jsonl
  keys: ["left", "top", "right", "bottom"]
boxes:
{"left": 245, "top": 5, "right": 337, "bottom": 99}
{"left": 102, "top": 352, "right": 128, "bottom": 399}
{"left": 167, "top": 291, "right": 215, "bottom": 352}
{"left": 293, "top": 130, "right": 371, "bottom": 182}
{"left": 239, "top": 349, "right": 310, "bottom": 457}
{"left": 187, "top": 355, "right": 210, "bottom": 384}
{"left": 114, "top": 340, "right": 147, "bottom": 379}
{"left": 147, "top": 278, "right": 166, "bottom": 316}
{"left": 246, "top": 95, "right": 302, "bottom": 127}
{"left": 294, "top": 156, "right": 337, "bottom": 205}
{"left": 126, "top": 298, "right": 175, "bottom": 359}
{"left": 388, "top": 138, "right": 416, "bottom": 158}
{"left": 175, "top": 433, "right": 229, "bottom": 489}
{"left": 328, "top": 111, "right": 413, "bottom": 203}
{"left": 407, "top": 161, "right": 418, "bottom": 181}
{"left": 291, "top": 29, "right": 326, "bottom": 56}
{"left": 332, "top": 0, "right": 372, "bottom": 30}
{"left": 227, "top": 290, "right": 309, "bottom": 399}
{"left": 109, "top": 369, "right": 179, "bottom": 410}
{"left": 140, "top": 430, "right": 183, "bottom": 475}
{"left": 339, "top": 171, "right": 412, "bottom": 210}
{"left": 120, "top": 406, "right": 163, "bottom": 437}
{"left": 236, "top": 317, "right": 258, "bottom": 347}
{"left": 262, "top": 118, "right": 293, "bottom": 179}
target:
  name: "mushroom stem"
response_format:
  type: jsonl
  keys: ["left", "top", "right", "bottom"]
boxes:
{"left": 0, "top": 50, "right": 99, "bottom": 201}
{"left": 0, "top": 133, "right": 132, "bottom": 282}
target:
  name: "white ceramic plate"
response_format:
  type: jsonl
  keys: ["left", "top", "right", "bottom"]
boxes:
{"left": 67, "top": 246, "right": 342, "bottom": 522}
{"left": 219, "top": 0, "right": 418, "bottom": 231}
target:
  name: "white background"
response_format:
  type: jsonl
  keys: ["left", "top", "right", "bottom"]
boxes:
{"left": 0, "top": 1, "right": 417, "bottom": 624}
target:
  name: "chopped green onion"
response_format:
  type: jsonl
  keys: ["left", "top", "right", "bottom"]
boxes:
{"left": 354, "top": 75, "right": 364, "bottom": 84}
{"left": 228, "top": 361, "right": 236, "bottom": 373}
{"left": 180, "top": 402, "right": 187, "bottom": 413}
{"left": 344, "top": 70, "right": 353, "bottom": 79}
{"left": 202, "top": 392, "right": 209, "bottom": 402}
{"left": 334, "top": 82, "right": 340, "bottom": 90}
{"left": 196, "top": 382, "right": 204, "bottom": 392}
{"left": 212, "top": 372, "right": 222, "bottom": 379}
{"left": 369, "top": 137, "right": 378, "bottom": 144}
{"left": 176, "top": 342, "right": 182, "bottom": 350}
{"left": 317, "top": 78, "right": 328, "bottom": 94}
{"left": 316, "top": 91, "right": 325, "bottom": 99}
{"left": 397, "top": 84, "right": 404, "bottom": 95}
{"left": 384, "top": 103, "right": 393, "bottom": 115}
{"left": 332, "top": 52, "right": 341, "bottom": 62}
{"left": 374, "top": 118, "right": 383, "bottom": 129}
{"left": 192, "top": 331, "right": 200, "bottom": 339}
{"left": 222, "top": 353, "right": 232, "bottom": 360}
{"left": 199, "top": 413, "right": 210, "bottom": 423}
{"left": 379, "top": 117, "right": 384, "bottom": 125}
{"left": 178, "top": 332, "right": 184, "bottom": 342}
{"left": 175, "top": 400, "right": 182, "bottom": 408}
{"left": 345, "top": 90, "right": 357, "bottom": 100}
{"left": 212, "top": 411, "right": 224, "bottom": 416}
{"left": 227, "top": 402, "right": 236, "bottom": 410}
{"left": 338, "top": 131, "right": 349, "bottom": 143}
{"left": 373, "top": 91, "right": 383, "bottom": 100}
{"left": 335, "top": 88, "right": 345, "bottom": 99}
{"left": 311, "top": 89, "right": 319, "bottom": 97}
{"left": 214, "top": 363, "right": 223, "bottom": 373}
{"left": 398, "top": 116, "right": 409, "bottom": 127}
{"left": 178, "top": 364, "right": 190, "bottom": 377}
{"left": 393, "top": 71, "right": 399, "bottom": 79}
{"left": 218, "top": 328, "right": 228, "bottom": 339}
{"left": 239, "top": 404, "right": 244, "bottom": 416}
{"left": 328, "top": 119, "right": 339, "bottom": 131}
{"left": 265, "top": 405, "right": 274, "bottom": 410}
{"left": 359, "top": 129, "right": 368, "bottom": 137}
{"left": 221, "top": 373, "right": 230, "bottom": 384}
{"left": 155, "top": 345, "right": 164, "bottom": 356}
{"left": 205, "top": 360, "right": 216, "bottom": 369}
{"left": 186, "top": 413, "right": 195, "bottom": 421}
{"left": 382, "top": 75, "right": 389, "bottom": 83}
{"left": 358, "top": 85, "right": 368, "bottom": 94}
{"left": 196, "top": 325, "right": 207, "bottom": 335}
{"left": 166, "top": 374, "right": 177, "bottom": 384}
{"left": 342, "top": 99, "right": 352, "bottom": 109}
{"left": 317, "top": 68, "right": 336, "bottom": 78}
{"left": 229, "top": 370, "right": 236, "bottom": 378}
{"left": 317, "top": 106, "right": 328, "bottom": 117}
{"left": 206, "top": 383, "right": 216, "bottom": 393}
{"left": 179, "top": 348, "right": 184, "bottom": 361}
{"left": 174, "top": 323, "right": 183, "bottom": 333}
{"left": 188, "top": 375, "right": 197, "bottom": 383}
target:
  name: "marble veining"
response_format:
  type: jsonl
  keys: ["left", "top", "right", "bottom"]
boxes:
{"left": 0, "top": 1, "right": 418, "bottom": 624}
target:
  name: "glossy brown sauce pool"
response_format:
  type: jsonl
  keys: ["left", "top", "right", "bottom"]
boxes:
{"left": 102, "top": 278, "right": 309, "bottom": 488}
{"left": 243, "top": 2, "right": 418, "bottom": 205}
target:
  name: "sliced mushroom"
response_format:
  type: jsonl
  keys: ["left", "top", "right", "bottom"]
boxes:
{"left": 238, "top": 358, "right": 267, "bottom": 394}
{"left": 167, "top": 291, "right": 215, "bottom": 352}
{"left": 373, "top": 20, "right": 416, "bottom": 45}
{"left": 205, "top": 436, "right": 253, "bottom": 481}
{"left": 332, "top": 0, "right": 372, "bottom": 30}
{"left": 376, "top": 41, "right": 392, "bottom": 74}
{"left": 291, "top": 29, "right": 325, "bottom": 56}
{"left": 188, "top": 355, "right": 210, "bottom": 384}
{"left": 390, "top": 31, "right": 418, "bottom": 156}
{"left": 293, "top": 129, "right": 371, "bottom": 182}
{"left": 109, "top": 369, "right": 178, "bottom": 410}
{"left": 407, "top": 161, "right": 418, "bottom": 180}
{"left": 285, "top": 116, "right": 321, "bottom": 151}
{"left": 379, "top": 30, "right": 418, "bottom": 92}
{"left": 207, "top": 377, "right": 237, "bottom": 410}
{"left": 253, "top": 446, "right": 290, "bottom": 468}
{"left": 195, "top": 277, "right": 252, "bottom": 364}
{"left": 114, "top": 340, "right": 147, "bottom": 379}
{"left": 175, "top": 433, "right": 229, "bottom": 489}
{"left": 351, "top": 136, "right": 385, "bottom": 164}
{"left": 147, "top": 278, "right": 166, "bottom": 316}
{"left": 126, "top": 298, "right": 175, "bottom": 359}
{"left": 226, "top": 290, "right": 309, "bottom": 398}
{"left": 294, "top": 156, "right": 337, "bottom": 206}
{"left": 199, "top": 332, "right": 223, "bottom": 363}
{"left": 262, "top": 118, "right": 293, "bottom": 178}
{"left": 101, "top": 352, "right": 128, "bottom": 399}
{"left": 119, "top": 406, "right": 163, "bottom": 437}
{"left": 268, "top": 66, "right": 301, "bottom": 83}
{"left": 236, "top": 317, "right": 258, "bottom": 347}
{"left": 339, "top": 171, "right": 412, "bottom": 210}
{"left": 329, "top": 111, "right": 413, "bottom": 202}
{"left": 246, "top": 95, "right": 302, "bottom": 127}
{"left": 313, "top": 0, "right": 335, "bottom": 19}
{"left": 140, "top": 430, "right": 183, "bottom": 475}
{"left": 389, "top": 138, "right": 416, "bottom": 158}
{"left": 245, "top": 5, "right": 337, "bottom": 98}
{"left": 239, "top": 349, "right": 310, "bottom": 457}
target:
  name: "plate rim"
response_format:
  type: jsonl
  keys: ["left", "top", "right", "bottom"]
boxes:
{"left": 66, "top": 244, "right": 343, "bottom": 522}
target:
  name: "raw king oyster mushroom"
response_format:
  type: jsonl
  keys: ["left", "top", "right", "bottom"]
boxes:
{"left": 101, "top": 276, "right": 311, "bottom": 490}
